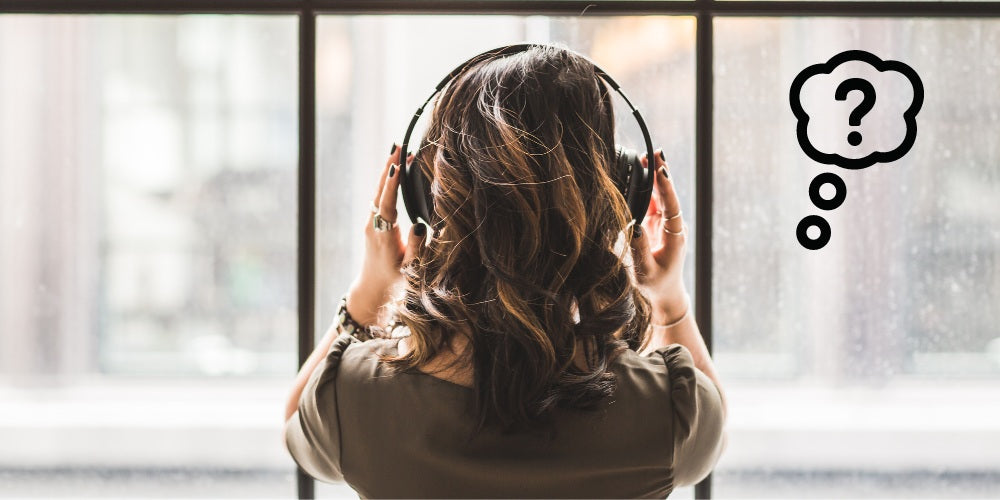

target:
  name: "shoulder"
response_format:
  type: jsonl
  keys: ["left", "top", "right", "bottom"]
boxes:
{"left": 283, "top": 333, "right": 362, "bottom": 483}
{"left": 321, "top": 332, "right": 401, "bottom": 365}
{"left": 611, "top": 344, "right": 695, "bottom": 400}
{"left": 628, "top": 344, "right": 726, "bottom": 487}
{"left": 329, "top": 334, "right": 407, "bottom": 391}
{"left": 296, "top": 333, "right": 404, "bottom": 403}
{"left": 283, "top": 334, "right": 405, "bottom": 482}
{"left": 337, "top": 334, "right": 401, "bottom": 366}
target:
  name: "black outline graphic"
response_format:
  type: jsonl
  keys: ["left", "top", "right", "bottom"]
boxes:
{"left": 834, "top": 78, "right": 876, "bottom": 146}
{"left": 789, "top": 50, "right": 924, "bottom": 170}
{"left": 809, "top": 172, "right": 847, "bottom": 211}
{"left": 797, "top": 215, "right": 832, "bottom": 250}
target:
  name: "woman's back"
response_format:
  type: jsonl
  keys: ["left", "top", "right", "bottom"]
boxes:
{"left": 284, "top": 43, "right": 728, "bottom": 497}
{"left": 285, "top": 333, "right": 726, "bottom": 498}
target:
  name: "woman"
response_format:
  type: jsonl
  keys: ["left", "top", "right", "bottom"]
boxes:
{"left": 284, "top": 44, "right": 727, "bottom": 498}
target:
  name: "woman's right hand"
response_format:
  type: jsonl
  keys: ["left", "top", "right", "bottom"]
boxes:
{"left": 630, "top": 148, "right": 690, "bottom": 325}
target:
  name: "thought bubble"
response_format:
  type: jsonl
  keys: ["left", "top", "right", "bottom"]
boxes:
{"left": 789, "top": 50, "right": 925, "bottom": 251}
{"left": 789, "top": 50, "right": 924, "bottom": 170}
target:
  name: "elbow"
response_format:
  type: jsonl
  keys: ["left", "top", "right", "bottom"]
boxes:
{"left": 673, "top": 434, "right": 726, "bottom": 487}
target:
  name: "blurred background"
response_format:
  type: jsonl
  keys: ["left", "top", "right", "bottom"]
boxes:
{"left": 0, "top": 12, "right": 998, "bottom": 499}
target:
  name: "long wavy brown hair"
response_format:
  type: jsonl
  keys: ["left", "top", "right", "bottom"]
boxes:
{"left": 382, "top": 44, "right": 651, "bottom": 433}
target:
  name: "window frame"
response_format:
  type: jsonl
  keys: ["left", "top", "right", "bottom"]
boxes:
{"left": 5, "top": 1, "right": 1000, "bottom": 498}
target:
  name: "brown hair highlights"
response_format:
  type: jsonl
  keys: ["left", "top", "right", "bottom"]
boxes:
{"left": 384, "top": 44, "right": 651, "bottom": 433}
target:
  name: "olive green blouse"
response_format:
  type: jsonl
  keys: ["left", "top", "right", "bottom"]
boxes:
{"left": 285, "top": 333, "right": 726, "bottom": 498}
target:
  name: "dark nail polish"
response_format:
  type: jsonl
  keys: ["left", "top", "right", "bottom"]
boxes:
{"left": 390, "top": 143, "right": 398, "bottom": 154}
{"left": 658, "top": 150, "right": 666, "bottom": 162}
{"left": 659, "top": 166, "right": 669, "bottom": 179}
{"left": 632, "top": 225, "right": 643, "bottom": 238}
{"left": 388, "top": 164, "right": 396, "bottom": 177}
{"left": 414, "top": 223, "right": 426, "bottom": 236}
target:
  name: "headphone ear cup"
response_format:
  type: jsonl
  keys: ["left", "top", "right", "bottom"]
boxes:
{"left": 614, "top": 145, "right": 652, "bottom": 225}
{"left": 400, "top": 151, "right": 434, "bottom": 225}
{"left": 610, "top": 145, "right": 629, "bottom": 195}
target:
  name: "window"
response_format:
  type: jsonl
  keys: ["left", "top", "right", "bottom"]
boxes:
{"left": 2, "top": 3, "right": 998, "bottom": 500}
{"left": 713, "top": 17, "right": 1000, "bottom": 497}
{"left": 0, "top": 14, "right": 298, "bottom": 496}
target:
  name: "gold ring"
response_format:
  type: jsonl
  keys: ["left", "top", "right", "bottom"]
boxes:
{"left": 661, "top": 209, "right": 682, "bottom": 223}
{"left": 663, "top": 222, "right": 686, "bottom": 236}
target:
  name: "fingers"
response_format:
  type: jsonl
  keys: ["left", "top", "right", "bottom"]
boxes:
{"left": 374, "top": 144, "right": 402, "bottom": 206}
{"left": 642, "top": 149, "right": 686, "bottom": 267}
{"left": 378, "top": 152, "right": 413, "bottom": 226}
{"left": 379, "top": 161, "right": 402, "bottom": 225}
{"left": 639, "top": 153, "right": 665, "bottom": 245}
{"left": 652, "top": 150, "right": 681, "bottom": 226}
{"left": 650, "top": 157, "right": 687, "bottom": 266}
{"left": 641, "top": 154, "right": 658, "bottom": 220}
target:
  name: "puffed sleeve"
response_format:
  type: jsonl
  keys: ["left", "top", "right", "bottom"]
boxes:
{"left": 655, "top": 344, "right": 727, "bottom": 487}
{"left": 284, "top": 333, "right": 358, "bottom": 483}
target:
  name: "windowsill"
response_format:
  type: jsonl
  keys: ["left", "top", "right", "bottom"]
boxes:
{"left": 718, "top": 380, "right": 1000, "bottom": 470}
{"left": 0, "top": 378, "right": 291, "bottom": 469}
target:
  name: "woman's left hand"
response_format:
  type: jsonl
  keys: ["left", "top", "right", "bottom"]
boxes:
{"left": 345, "top": 144, "right": 425, "bottom": 327}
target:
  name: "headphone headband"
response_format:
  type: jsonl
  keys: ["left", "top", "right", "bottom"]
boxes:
{"left": 399, "top": 43, "right": 655, "bottom": 227}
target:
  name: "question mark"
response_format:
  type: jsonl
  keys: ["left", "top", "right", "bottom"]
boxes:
{"left": 834, "top": 78, "right": 876, "bottom": 147}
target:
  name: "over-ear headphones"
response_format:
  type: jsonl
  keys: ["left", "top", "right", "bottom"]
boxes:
{"left": 398, "top": 43, "right": 655, "bottom": 229}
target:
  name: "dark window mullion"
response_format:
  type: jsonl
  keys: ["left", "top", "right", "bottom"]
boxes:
{"left": 297, "top": 5, "right": 317, "bottom": 500}
{"left": 694, "top": 5, "right": 714, "bottom": 499}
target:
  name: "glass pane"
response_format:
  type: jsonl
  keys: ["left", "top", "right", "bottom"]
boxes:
{"left": 316, "top": 14, "right": 695, "bottom": 499}
{"left": 0, "top": 14, "right": 298, "bottom": 496}
{"left": 714, "top": 18, "right": 1000, "bottom": 498}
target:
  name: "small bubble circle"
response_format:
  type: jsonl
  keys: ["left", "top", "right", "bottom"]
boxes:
{"left": 797, "top": 215, "right": 831, "bottom": 250}
{"left": 809, "top": 172, "right": 847, "bottom": 211}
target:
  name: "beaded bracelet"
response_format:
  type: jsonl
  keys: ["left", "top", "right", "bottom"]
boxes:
{"left": 335, "top": 295, "right": 374, "bottom": 341}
